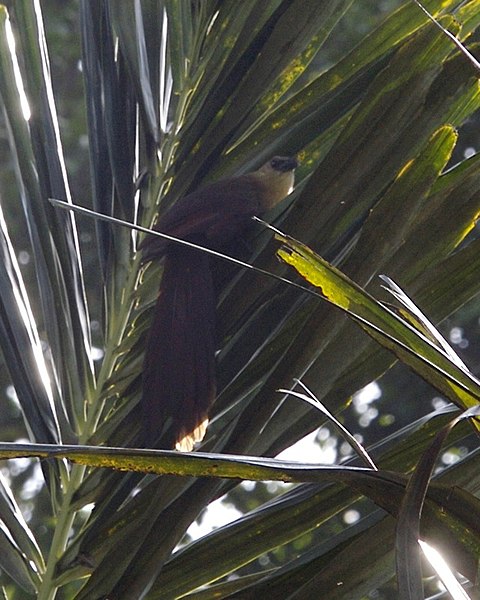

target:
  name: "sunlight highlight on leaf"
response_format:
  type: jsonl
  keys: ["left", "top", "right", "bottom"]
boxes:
{"left": 277, "top": 245, "right": 351, "bottom": 309}
{"left": 159, "top": 7, "right": 173, "bottom": 133}
{"left": 419, "top": 540, "right": 471, "bottom": 600}
{"left": 3, "top": 10, "right": 30, "bottom": 120}
{"left": 414, "top": 0, "right": 480, "bottom": 74}
{"left": 380, "top": 275, "right": 470, "bottom": 372}
{"left": 0, "top": 207, "right": 57, "bottom": 428}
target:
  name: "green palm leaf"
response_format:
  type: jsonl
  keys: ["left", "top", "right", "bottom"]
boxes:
{"left": 0, "top": 1, "right": 480, "bottom": 598}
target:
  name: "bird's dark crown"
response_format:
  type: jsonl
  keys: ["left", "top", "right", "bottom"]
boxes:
{"left": 269, "top": 156, "right": 298, "bottom": 172}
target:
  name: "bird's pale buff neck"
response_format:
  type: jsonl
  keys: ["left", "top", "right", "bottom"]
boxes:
{"left": 251, "top": 160, "right": 296, "bottom": 211}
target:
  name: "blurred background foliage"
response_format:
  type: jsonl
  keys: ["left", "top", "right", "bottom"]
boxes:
{"left": 0, "top": 0, "right": 480, "bottom": 598}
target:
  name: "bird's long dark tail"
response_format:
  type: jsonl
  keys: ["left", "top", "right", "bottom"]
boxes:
{"left": 142, "top": 245, "right": 216, "bottom": 450}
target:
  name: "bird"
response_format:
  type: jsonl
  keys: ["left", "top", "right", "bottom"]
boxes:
{"left": 140, "top": 156, "right": 298, "bottom": 451}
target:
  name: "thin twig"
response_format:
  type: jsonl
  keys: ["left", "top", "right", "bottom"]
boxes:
{"left": 279, "top": 379, "right": 378, "bottom": 470}
{"left": 48, "top": 197, "right": 319, "bottom": 300}
{"left": 413, "top": 0, "right": 480, "bottom": 74}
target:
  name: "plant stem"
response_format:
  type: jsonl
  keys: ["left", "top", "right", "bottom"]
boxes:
{"left": 37, "top": 463, "right": 86, "bottom": 600}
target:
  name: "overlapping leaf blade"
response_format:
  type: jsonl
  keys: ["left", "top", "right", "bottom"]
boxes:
{"left": 1, "top": 1, "right": 95, "bottom": 438}
{"left": 67, "top": 3, "right": 480, "bottom": 596}
{"left": 1, "top": 0, "right": 480, "bottom": 597}
{"left": 0, "top": 471, "right": 43, "bottom": 593}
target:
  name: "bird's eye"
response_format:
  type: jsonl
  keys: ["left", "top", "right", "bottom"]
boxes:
{"left": 270, "top": 158, "right": 279, "bottom": 168}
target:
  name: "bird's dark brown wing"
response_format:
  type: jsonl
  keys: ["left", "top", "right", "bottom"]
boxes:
{"left": 140, "top": 175, "right": 262, "bottom": 262}
{"left": 142, "top": 245, "right": 216, "bottom": 450}
{"left": 140, "top": 158, "right": 297, "bottom": 450}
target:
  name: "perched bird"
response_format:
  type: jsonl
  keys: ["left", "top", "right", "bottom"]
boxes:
{"left": 140, "top": 156, "right": 298, "bottom": 451}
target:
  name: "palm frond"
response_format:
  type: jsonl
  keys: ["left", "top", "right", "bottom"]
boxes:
{"left": 0, "top": 0, "right": 480, "bottom": 597}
